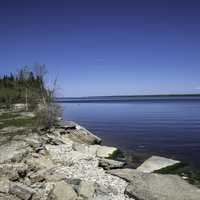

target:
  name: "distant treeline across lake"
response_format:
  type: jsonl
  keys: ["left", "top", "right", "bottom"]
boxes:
{"left": 55, "top": 95, "right": 200, "bottom": 103}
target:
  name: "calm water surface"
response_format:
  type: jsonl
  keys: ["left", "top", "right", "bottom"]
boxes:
{"left": 60, "top": 97, "right": 200, "bottom": 168}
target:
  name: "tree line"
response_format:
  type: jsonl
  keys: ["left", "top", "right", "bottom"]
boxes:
{"left": 0, "top": 65, "right": 48, "bottom": 109}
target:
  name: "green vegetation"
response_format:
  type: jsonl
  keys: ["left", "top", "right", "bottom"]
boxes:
{"left": 0, "top": 64, "right": 61, "bottom": 129}
{"left": 0, "top": 112, "right": 19, "bottom": 120}
{"left": 0, "top": 111, "right": 37, "bottom": 129}
{"left": 0, "top": 116, "right": 37, "bottom": 129}
{"left": 0, "top": 65, "right": 48, "bottom": 109}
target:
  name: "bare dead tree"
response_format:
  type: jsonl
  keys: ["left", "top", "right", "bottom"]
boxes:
{"left": 34, "top": 67, "right": 62, "bottom": 129}
{"left": 34, "top": 64, "right": 47, "bottom": 106}
{"left": 17, "top": 66, "right": 30, "bottom": 111}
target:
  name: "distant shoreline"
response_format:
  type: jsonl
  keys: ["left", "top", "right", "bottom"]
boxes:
{"left": 54, "top": 94, "right": 200, "bottom": 103}
{"left": 56, "top": 94, "right": 200, "bottom": 100}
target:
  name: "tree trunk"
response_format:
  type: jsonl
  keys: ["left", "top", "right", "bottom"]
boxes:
{"left": 25, "top": 87, "right": 28, "bottom": 111}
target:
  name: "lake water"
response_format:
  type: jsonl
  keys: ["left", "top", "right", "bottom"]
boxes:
{"left": 58, "top": 96, "right": 200, "bottom": 168}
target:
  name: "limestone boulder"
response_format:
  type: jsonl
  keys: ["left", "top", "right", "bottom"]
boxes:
{"left": 137, "top": 156, "right": 180, "bottom": 173}
{"left": 0, "top": 141, "right": 30, "bottom": 164}
{"left": 9, "top": 182, "right": 35, "bottom": 200}
{"left": 53, "top": 181, "right": 77, "bottom": 200}
{"left": 67, "top": 126, "right": 102, "bottom": 145}
{"left": 96, "top": 146, "right": 118, "bottom": 158}
{"left": 0, "top": 193, "right": 21, "bottom": 200}
{"left": 78, "top": 181, "right": 95, "bottom": 199}
{"left": 25, "top": 155, "right": 55, "bottom": 171}
{"left": 0, "top": 163, "right": 28, "bottom": 180}
{"left": 109, "top": 168, "right": 200, "bottom": 200}
{"left": 99, "top": 158, "right": 125, "bottom": 170}
{"left": 0, "top": 177, "right": 9, "bottom": 193}
{"left": 45, "top": 144, "right": 93, "bottom": 166}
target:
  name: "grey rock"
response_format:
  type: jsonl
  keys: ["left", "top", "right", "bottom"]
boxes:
{"left": 78, "top": 181, "right": 95, "bottom": 198}
{"left": 99, "top": 158, "right": 125, "bottom": 170}
{"left": 0, "top": 163, "right": 28, "bottom": 180}
{"left": 22, "top": 133, "right": 43, "bottom": 149}
{"left": 53, "top": 181, "right": 77, "bottom": 200}
{"left": 60, "top": 135, "right": 75, "bottom": 145}
{"left": 89, "top": 195, "right": 113, "bottom": 200}
{"left": 45, "top": 132, "right": 74, "bottom": 146}
{"left": 108, "top": 168, "right": 142, "bottom": 182}
{"left": 67, "top": 126, "right": 101, "bottom": 145}
{"left": 0, "top": 193, "right": 21, "bottom": 200}
{"left": 28, "top": 169, "right": 47, "bottom": 183}
{"left": 0, "top": 177, "right": 9, "bottom": 193}
{"left": 94, "top": 183, "right": 110, "bottom": 196}
{"left": 57, "top": 121, "right": 77, "bottom": 130}
{"left": 73, "top": 143, "right": 99, "bottom": 156}
{"left": 25, "top": 155, "right": 55, "bottom": 171}
{"left": 28, "top": 166, "right": 67, "bottom": 183}
{"left": 44, "top": 134, "right": 66, "bottom": 145}
{"left": 45, "top": 144, "right": 92, "bottom": 166}
{"left": 137, "top": 156, "right": 180, "bottom": 173}
{"left": 31, "top": 182, "right": 54, "bottom": 200}
{"left": 73, "top": 144, "right": 118, "bottom": 159}
{"left": 9, "top": 182, "right": 35, "bottom": 200}
{"left": 53, "top": 128, "right": 66, "bottom": 135}
{"left": 109, "top": 168, "right": 200, "bottom": 200}
{"left": 66, "top": 179, "right": 81, "bottom": 193}
{"left": 0, "top": 141, "right": 30, "bottom": 164}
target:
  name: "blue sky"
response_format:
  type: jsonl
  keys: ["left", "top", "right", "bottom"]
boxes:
{"left": 0, "top": 0, "right": 200, "bottom": 97}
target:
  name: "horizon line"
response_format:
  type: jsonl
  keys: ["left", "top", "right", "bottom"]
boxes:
{"left": 56, "top": 93, "right": 200, "bottom": 99}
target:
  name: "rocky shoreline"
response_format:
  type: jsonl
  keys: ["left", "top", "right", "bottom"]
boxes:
{"left": 0, "top": 118, "right": 200, "bottom": 200}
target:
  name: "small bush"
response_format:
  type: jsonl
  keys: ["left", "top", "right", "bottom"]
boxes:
{"left": 35, "top": 103, "right": 62, "bottom": 130}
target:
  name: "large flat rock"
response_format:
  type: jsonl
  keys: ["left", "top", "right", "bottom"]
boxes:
{"left": 53, "top": 181, "right": 77, "bottom": 200}
{"left": 109, "top": 168, "right": 200, "bottom": 200}
{"left": 67, "top": 125, "right": 102, "bottom": 145}
{"left": 73, "top": 143, "right": 118, "bottom": 158}
{"left": 0, "top": 141, "right": 30, "bottom": 164}
{"left": 96, "top": 146, "right": 118, "bottom": 158}
{"left": 45, "top": 144, "right": 93, "bottom": 165}
{"left": 137, "top": 156, "right": 180, "bottom": 173}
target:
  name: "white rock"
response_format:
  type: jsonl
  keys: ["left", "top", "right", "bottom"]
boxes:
{"left": 96, "top": 146, "right": 118, "bottom": 158}
{"left": 13, "top": 104, "right": 26, "bottom": 111}
{"left": 45, "top": 144, "right": 93, "bottom": 165}
{"left": 137, "top": 156, "right": 180, "bottom": 173}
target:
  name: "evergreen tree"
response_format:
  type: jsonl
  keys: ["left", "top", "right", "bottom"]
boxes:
{"left": 0, "top": 65, "right": 47, "bottom": 109}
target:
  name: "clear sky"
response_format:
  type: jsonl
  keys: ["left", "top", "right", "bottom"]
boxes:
{"left": 0, "top": 0, "right": 200, "bottom": 97}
